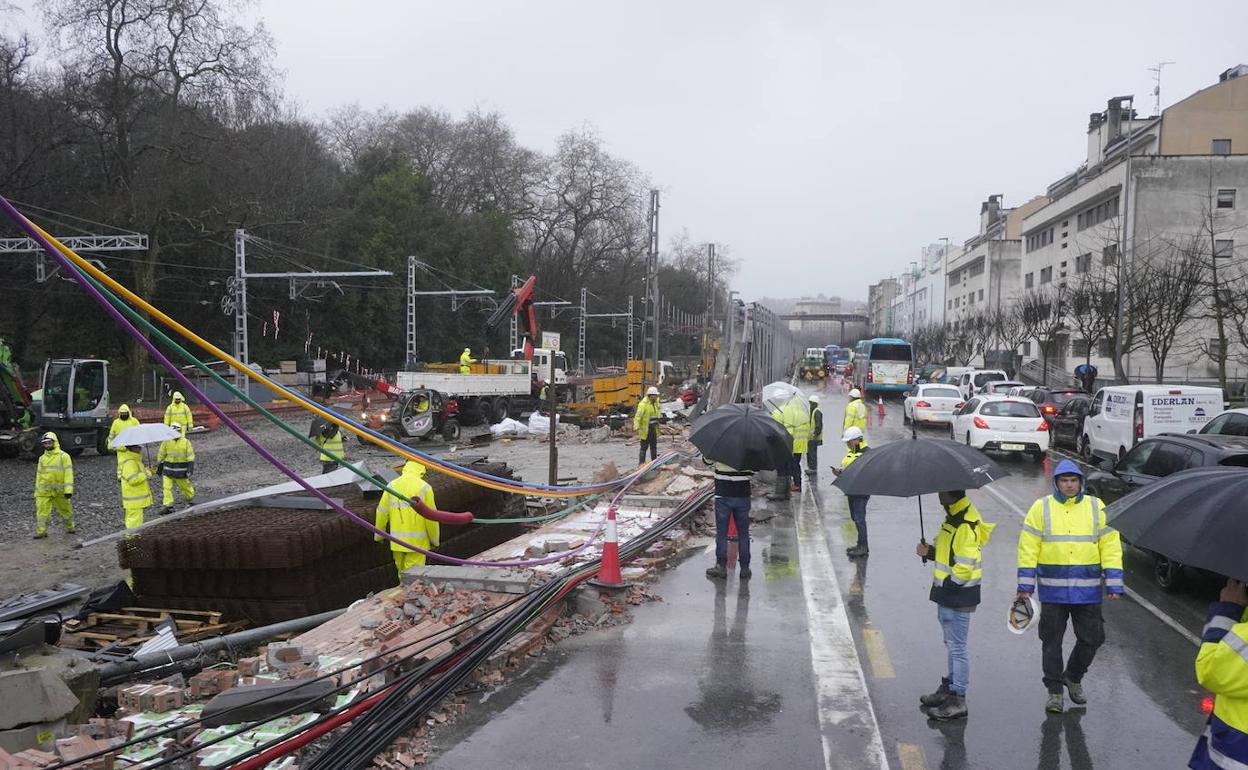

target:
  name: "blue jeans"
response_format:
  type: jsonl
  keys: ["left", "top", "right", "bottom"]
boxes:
{"left": 714, "top": 496, "right": 751, "bottom": 567}
{"left": 848, "top": 495, "right": 870, "bottom": 548}
{"left": 937, "top": 604, "right": 971, "bottom": 695}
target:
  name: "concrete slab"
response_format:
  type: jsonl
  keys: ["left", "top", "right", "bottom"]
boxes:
{"left": 399, "top": 565, "right": 534, "bottom": 595}
{"left": 0, "top": 668, "right": 79, "bottom": 730}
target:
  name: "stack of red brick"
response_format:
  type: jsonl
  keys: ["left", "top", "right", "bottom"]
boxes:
{"left": 0, "top": 730, "right": 125, "bottom": 769}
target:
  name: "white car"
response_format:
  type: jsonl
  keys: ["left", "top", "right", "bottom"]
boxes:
{"left": 982, "top": 380, "right": 1024, "bottom": 395}
{"left": 953, "top": 369, "right": 1009, "bottom": 400}
{"left": 903, "top": 384, "right": 964, "bottom": 426}
{"left": 950, "top": 395, "right": 1050, "bottom": 461}
{"left": 1198, "top": 408, "right": 1248, "bottom": 436}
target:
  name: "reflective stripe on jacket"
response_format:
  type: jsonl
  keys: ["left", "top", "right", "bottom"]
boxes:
{"left": 810, "top": 406, "right": 823, "bottom": 443}
{"left": 1190, "top": 603, "right": 1248, "bottom": 770}
{"left": 164, "top": 402, "right": 193, "bottom": 429}
{"left": 705, "top": 459, "right": 753, "bottom": 498}
{"left": 781, "top": 400, "right": 811, "bottom": 454}
{"left": 843, "top": 399, "right": 868, "bottom": 445}
{"left": 375, "top": 462, "right": 439, "bottom": 559}
{"left": 316, "top": 431, "right": 345, "bottom": 463}
{"left": 930, "top": 497, "right": 995, "bottom": 609}
{"left": 634, "top": 398, "right": 663, "bottom": 439}
{"left": 157, "top": 437, "right": 196, "bottom": 477}
{"left": 1016, "top": 494, "right": 1123, "bottom": 604}
{"left": 34, "top": 440, "right": 74, "bottom": 498}
{"left": 118, "top": 451, "right": 153, "bottom": 508}
{"left": 108, "top": 415, "right": 140, "bottom": 445}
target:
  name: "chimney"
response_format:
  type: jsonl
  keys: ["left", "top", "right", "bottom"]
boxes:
{"left": 980, "top": 194, "right": 1003, "bottom": 233}
{"left": 1106, "top": 98, "right": 1122, "bottom": 141}
{"left": 1088, "top": 112, "right": 1106, "bottom": 133}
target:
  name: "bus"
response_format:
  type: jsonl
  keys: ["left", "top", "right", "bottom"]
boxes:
{"left": 824, "top": 345, "right": 850, "bottom": 375}
{"left": 852, "top": 338, "right": 914, "bottom": 394}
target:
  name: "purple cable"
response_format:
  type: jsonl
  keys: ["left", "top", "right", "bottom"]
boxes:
{"left": 0, "top": 195, "right": 645, "bottom": 568}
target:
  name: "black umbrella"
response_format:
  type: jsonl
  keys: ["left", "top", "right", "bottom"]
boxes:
{"left": 1105, "top": 466, "right": 1248, "bottom": 583}
{"left": 833, "top": 435, "right": 1009, "bottom": 544}
{"left": 690, "top": 403, "right": 793, "bottom": 471}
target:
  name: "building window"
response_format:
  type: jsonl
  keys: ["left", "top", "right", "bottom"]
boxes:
{"left": 1075, "top": 253, "right": 1092, "bottom": 273}
{"left": 1072, "top": 339, "right": 1091, "bottom": 357}
{"left": 947, "top": 299, "right": 952, "bottom": 309}
{"left": 1102, "top": 244, "right": 1119, "bottom": 266}
{"left": 1213, "top": 139, "right": 1233, "bottom": 155}
{"left": 1025, "top": 272, "right": 1034, "bottom": 289}
{"left": 1077, "top": 195, "right": 1120, "bottom": 230}
{"left": 1040, "top": 266, "right": 1053, "bottom": 284}
{"left": 1210, "top": 338, "right": 1228, "bottom": 359}
{"left": 969, "top": 260, "right": 985, "bottom": 277}
{"left": 1097, "top": 339, "right": 1115, "bottom": 358}
{"left": 968, "top": 293, "right": 975, "bottom": 305}
{"left": 1218, "top": 189, "right": 1237, "bottom": 209}
{"left": 978, "top": 289, "right": 984, "bottom": 301}
{"left": 1021, "top": 341, "right": 1031, "bottom": 356}
{"left": 1215, "top": 239, "right": 1234, "bottom": 258}
{"left": 1025, "top": 227, "right": 1055, "bottom": 252}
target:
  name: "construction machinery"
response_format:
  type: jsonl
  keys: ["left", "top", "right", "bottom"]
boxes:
{"left": 798, "top": 347, "right": 829, "bottom": 382}
{"left": 356, "top": 388, "right": 462, "bottom": 443}
{"left": 0, "top": 347, "right": 113, "bottom": 457}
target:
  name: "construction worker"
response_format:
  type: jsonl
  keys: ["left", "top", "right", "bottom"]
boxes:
{"left": 1016, "top": 459, "right": 1123, "bottom": 713}
{"left": 832, "top": 426, "right": 871, "bottom": 557}
{"left": 766, "top": 398, "right": 802, "bottom": 501}
{"left": 33, "top": 432, "right": 74, "bottom": 539}
{"left": 458, "top": 348, "right": 477, "bottom": 374}
{"left": 1190, "top": 578, "right": 1248, "bottom": 770}
{"left": 634, "top": 386, "right": 663, "bottom": 466}
{"left": 915, "top": 490, "right": 996, "bottom": 721}
{"left": 156, "top": 423, "right": 195, "bottom": 514}
{"left": 374, "top": 460, "right": 439, "bottom": 576}
{"left": 315, "top": 421, "right": 345, "bottom": 475}
{"left": 785, "top": 398, "right": 811, "bottom": 492}
{"left": 107, "top": 404, "right": 140, "bottom": 450}
{"left": 117, "top": 444, "right": 153, "bottom": 529}
{"left": 164, "top": 391, "right": 193, "bottom": 429}
{"left": 806, "top": 394, "right": 823, "bottom": 476}
{"left": 844, "top": 388, "right": 868, "bottom": 447}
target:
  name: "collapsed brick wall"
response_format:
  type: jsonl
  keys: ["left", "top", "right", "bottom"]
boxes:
{"left": 117, "top": 462, "right": 525, "bottom": 626}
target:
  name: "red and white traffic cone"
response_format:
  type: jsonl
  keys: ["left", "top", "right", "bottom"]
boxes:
{"left": 590, "top": 504, "right": 630, "bottom": 589}
{"left": 726, "top": 515, "right": 739, "bottom": 567}
{"left": 877, "top": 396, "right": 885, "bottom": 416}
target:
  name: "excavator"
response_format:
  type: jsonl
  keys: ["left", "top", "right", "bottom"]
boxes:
{"left": 0, "top": 339, "right": 113, "bottom": 458}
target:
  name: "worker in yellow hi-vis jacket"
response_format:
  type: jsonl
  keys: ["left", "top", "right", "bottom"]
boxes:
{"left": 374, "top": 461, "right": 439, "bottom": 577}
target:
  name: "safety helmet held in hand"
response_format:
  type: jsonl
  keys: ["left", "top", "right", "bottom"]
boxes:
{"left": 1007, "top": 595, "right": 1039, "bottom": 635}
{"left": 849, "top": 388, "right": 862, "bottom": 399}
{"left": 841, "top": 426, "right": 864, "bottom": 443}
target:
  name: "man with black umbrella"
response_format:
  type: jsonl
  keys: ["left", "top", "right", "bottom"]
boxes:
{"left": 704, "top": 456, "right": 754, "bottom": 581}
{"left": 1016, "top": 459, "right": 1122, "bottom": 714}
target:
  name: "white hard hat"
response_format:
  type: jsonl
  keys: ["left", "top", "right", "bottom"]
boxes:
{"left": 849, "top": 388, "right": 861, "bottom": 399}
{"left": 41, "top": 431, "right": 56, "bottom": 443}
{"left": 841, "top": 426, "right": 863, "bottom": 442}
{"left": 809, "top": 394, "right": 821, "bottom": 403}
{"left": 646, "top": 386, "right": 660, "bottom": 396}
{"left": 172, "top": 391, "right": 184, "bottom": 401}
{"left": 1007, "top": 595, "right": 1039, "bottom": 635}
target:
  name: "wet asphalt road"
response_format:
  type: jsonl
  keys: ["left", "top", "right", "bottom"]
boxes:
{"left": 431, "top": 384, "right": 1215, "bottom": 769}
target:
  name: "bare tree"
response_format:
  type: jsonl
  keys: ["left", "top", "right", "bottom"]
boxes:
{"left": 989, "top": 304, "right": 1031, "bottom": 377}
{"left": 1017, "top": 285, "right": 1070, "bottom": 385}
{"left": 1187, "top": 166, "right": 1248, "bottom": 392}
{"left": 1129, "top": 241, "right": 1206, "bottom": 381}
{"left": 1066, "top": 261, "right": 1118, "bottom": 367}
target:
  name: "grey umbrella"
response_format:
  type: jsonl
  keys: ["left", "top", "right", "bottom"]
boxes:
{"left": 1105, "top": 466, "right": 1248, "bottom": 583}
{"left": 832, "top": 435, "right": 1009, "bottom": 545}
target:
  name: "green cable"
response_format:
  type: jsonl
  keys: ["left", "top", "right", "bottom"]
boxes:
{"left": 64, "top": 256, "right": 595, "bottom": 520}
{"left": 485, "top": 491, "right": 607, "bottom": 524}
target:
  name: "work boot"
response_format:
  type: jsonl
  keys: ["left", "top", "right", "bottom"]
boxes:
{"left": 923, "top": 693, "right": 968, "bottom": 721}
{"left": 740, "top": 566, "right": 753, "bottom": 580}
{"left": 1045, "top": 692, "right": 1064, "bottom": 714}
{"left": 846, "top": 545, "right": 869, "bottom": 558}
{"left": 65, "top": 524, "right": 76, "bottom": 534}
{"left": 158, "top": 506, "right": 174, "bottom": 517}
{"left": 705, "top": 563, "right": 728, "bottom": 579}
{"left": 32, "top": 531, "right": 47, "bottom": 540}
{"left": 919, "top": 678, "right": 952, "bottom": 707}
{"left": 1064, "top": 677, "right": 1087, "bottom": 705}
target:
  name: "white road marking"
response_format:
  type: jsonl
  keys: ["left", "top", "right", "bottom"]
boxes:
{"left": 795, "top": 489, "right": 890, "bottom": 770}
{"left": 978, "top": 481, "right": 1199, "bottom": 648}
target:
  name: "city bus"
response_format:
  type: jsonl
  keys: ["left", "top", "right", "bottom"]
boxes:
{"left": 851, "top": 337, "right": 914, "bottom": 394}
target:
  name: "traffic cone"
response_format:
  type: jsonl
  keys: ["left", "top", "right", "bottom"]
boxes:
{"left": 726, "top": 515, "right": 738, "bottom": 566}
{"left": 877, "top": 396, "right": 885, "bottom": 416}
{"left": 590, "top": 504, "right": 630, "bottom": 589}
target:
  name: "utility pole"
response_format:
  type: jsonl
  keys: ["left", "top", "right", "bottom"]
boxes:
{"left": 509, "top": 274, "right": 521, "bottom": 352}
{"left": 227, "top": 229, "right": 393, "bottom": 393}
{"left": 578, "top": 289, "right": 632, "bottom": 375}
{"left": 578, "top": 288, "right": 587, "bottom": 376}
{"left": 404, "top": 257, "right": 493, "bottom": 368}
{"left": 1112, "top": 95, "right": 1135, "bottom": 385}
{"left": 705, "top": 243, "right": 716, "bottom": 375}
{"left": 643, "top": 189, "right": 661, "bottom": 393}
{"left": 626, "top": 295, "right": 635, "bottom": 361}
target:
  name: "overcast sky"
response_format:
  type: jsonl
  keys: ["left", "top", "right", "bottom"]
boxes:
{"left": 22, "top": 0, "right": 1248, "bottom": 303}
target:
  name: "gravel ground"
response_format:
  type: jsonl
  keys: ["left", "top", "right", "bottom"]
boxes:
{"left": 0, "top": 417, "right": 661, "bottom": 597}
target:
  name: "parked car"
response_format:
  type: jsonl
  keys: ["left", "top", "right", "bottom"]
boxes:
{"left": 1080, "top": 385, "right": 1224, "bottom": 462}
{"left": 1024, "top": 386, "right": 1089, "bottom": 425}
{"left": 953, "top": 369, "right": 1008, "bottom": 400}
{"left": 949, "top": 395, "right": 1049, "bottom": 460}
{"left": 1049, "top": 394, "right": 1092, "bottom": 449}
{"left": 982, "top": 380, "right": 1024, "bottom": 395}
{"left": 1085, "top": 433, "right": 1248, "bottom": 589}
{"left": 1008, "top": 384, "right": 1038, "bottom": 399}
{"left": 903, "top": 383, "right": 964, "bottom": 426}
{"left": 1198, "top": 407, "right": 1248, "bottom": 436}
{"left": 915, "top": 364, "right": 946, "bottom": 384}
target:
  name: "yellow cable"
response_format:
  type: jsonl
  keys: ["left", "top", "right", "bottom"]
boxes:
{"left": 26, "top": 220, "right": 628, "bottom": 496}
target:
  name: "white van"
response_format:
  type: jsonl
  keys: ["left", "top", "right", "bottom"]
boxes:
{"left": 1080, "top": 385, "right": 1224, "bottom": 461}
{"left": 954, "top": 369, "right": 1008, "bottom": 400}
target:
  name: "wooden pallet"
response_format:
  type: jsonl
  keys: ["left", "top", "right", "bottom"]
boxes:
{"left": 61, "top": 607, "right": 245, "bottom": 651}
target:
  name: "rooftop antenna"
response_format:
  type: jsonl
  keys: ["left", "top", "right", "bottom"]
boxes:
{"left": 1149, "top": 61, "right": 1175, "bottom": 116}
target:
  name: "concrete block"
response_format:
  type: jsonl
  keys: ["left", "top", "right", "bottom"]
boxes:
{"left": 0, "top": 669, "right": 80, "bottom": 731}
{"left": 399, "top": 565, "right": 533, "bottom": 594}
{"left": 0, "top": 720, "right": 64, "bottom": 756}
{"left": 236, "top": 657, "right": 263, "bottom": 677}
{"left": 266, "top": 643, "right": 316, "bottom": 674}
